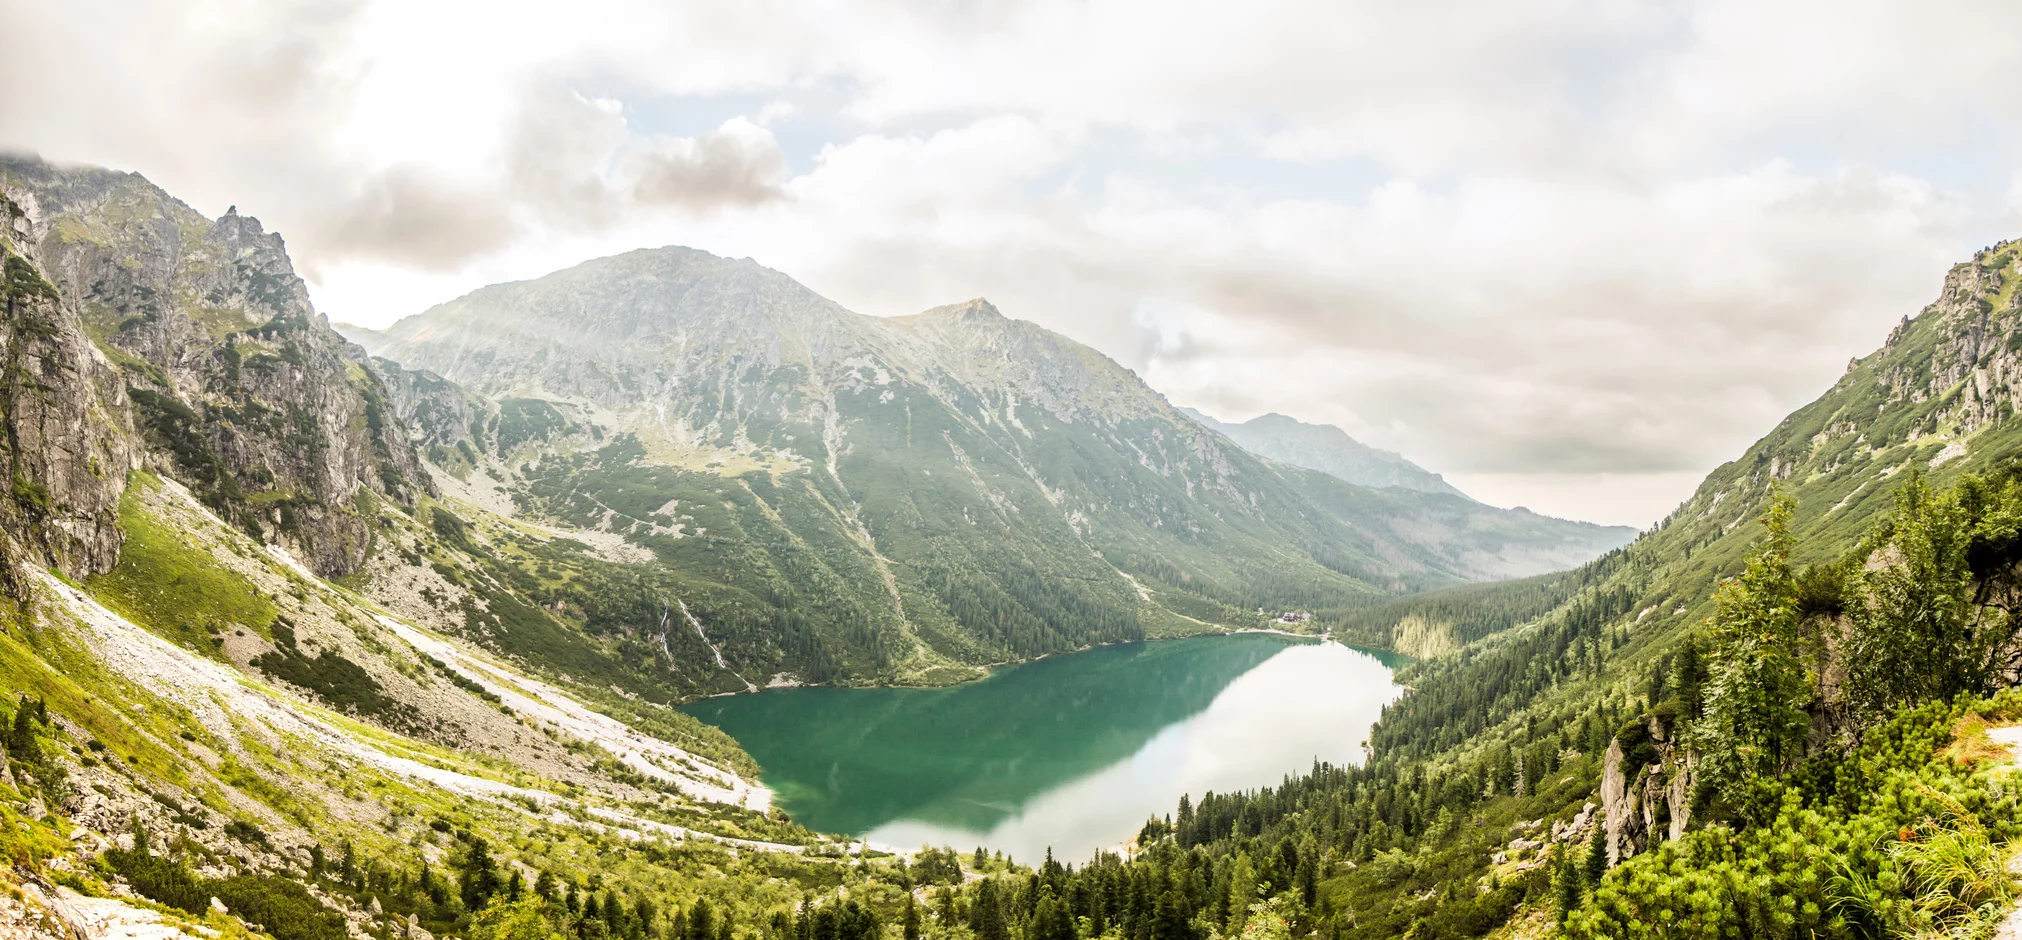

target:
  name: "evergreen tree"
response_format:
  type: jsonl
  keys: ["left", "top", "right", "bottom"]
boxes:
{"left": 1031, "top": 887, "right": 1074, "bottom": 940}
{"left": 1554, "top": 848, "right": 1583, "bottom": 923}
{"left": 1227, "top": 853, "right": 1257, "bottom": 930}
{"left": 457, "top": 837, "right": 504, "bottom": 912}
{"left": 970, "top": 879, "right": 1008, "bottom": 940}
{"left": 1673, "top": 633, "right": 1707, "bottom": 721}
{"left": 1294, "top": 839, "right": 1318, "bottom": 907}
{"left": 1841, "top": 473, "right": 2022, "bottom": 727}
{"left": 6, "top": 696, "right": 40, "bottom": 764}
{"left": 688, "top": 899, "right": 715, "bottom": 940}
{"left": 340, "top": 840, "right": 360, "bottom": 890}
{"left": 1691, "top": 494, "right": 1813, "bottom": 822}
{"left": 1152, "top": 888, "right": 1194, "bottom": 940}
{"left": 1582, "top": 822, "right": 1607, "bottom": 886}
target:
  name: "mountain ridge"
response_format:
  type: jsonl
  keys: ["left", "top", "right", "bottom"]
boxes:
{"left": 1, "top": 154, "right": 2019, "bottom": 940}
{"left": 344, "top": 244, "right": 1634, "bottom": 685}
{"left": 1177, "top": 406, "right": 1475, "bottom": 500}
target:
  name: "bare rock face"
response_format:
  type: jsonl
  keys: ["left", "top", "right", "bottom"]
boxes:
{"left": 369, "top": 357, "right": 491, "bottom": 456}
{"left": 1600, "top": 709, "right": 1695, "bottom": 867}
{"left": 1599, "top": 737, "right": 1636, "bottom": 865}
{"left": 0, "top": 194, "right": 137, "bottom": 586}
{"left": 0, "top": 157, "right": 430, "bottom": 577}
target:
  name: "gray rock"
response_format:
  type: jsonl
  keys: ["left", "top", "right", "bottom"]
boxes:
{"left": 0, "top": 156, "right": 432, "bottom": 578}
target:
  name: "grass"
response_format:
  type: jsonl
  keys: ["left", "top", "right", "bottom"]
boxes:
{"left": 88, "top": 472, "right": 277, "bottom": 655}
{"left": 0, "top": 620, "right": 194, "bottom": 786}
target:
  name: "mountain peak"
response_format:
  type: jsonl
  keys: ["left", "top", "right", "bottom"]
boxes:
{"left": 910, "top": 297, "right": 1006, "bottom": 322}
{"left": 1179, "top": 406, "right": 1472, "bottom": 501}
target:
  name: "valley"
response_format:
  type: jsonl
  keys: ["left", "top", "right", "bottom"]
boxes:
{"left": 5, "top": 148, "right": 2022, "bottom": 940}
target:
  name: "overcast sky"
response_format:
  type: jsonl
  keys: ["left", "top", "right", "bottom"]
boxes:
{"left": 7, "top": 0, "right": 2022, "bottom": 527}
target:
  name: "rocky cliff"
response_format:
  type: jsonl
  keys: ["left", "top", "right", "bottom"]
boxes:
{"left": 0, "top": 157, "right": 430, "bottom": 576}
{"left": 0, "top": 193, "right": 137, "bottom": 586}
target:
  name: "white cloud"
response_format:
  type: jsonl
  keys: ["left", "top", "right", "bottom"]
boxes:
{"left": 5, "top": 0, "right": 2022, "bottom": 526}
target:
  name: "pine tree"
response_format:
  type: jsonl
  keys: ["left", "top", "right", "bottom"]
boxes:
{"left": 457, "top": 837, "right": 503, "bottom": 912}
{"left": 1674, "top": 633, "right": 1706, "bottom": 720}
{"left": 1553, "top": 848, "right": 1583, "bottom": 923}
{"left": 970, "top": 879, "right": 1008, "bottom": 940}
{"left": 689, "top": 899, "right": 715, "bottom": 940}
{"left": 1690, "top": 493, "right": 1813, "bottom": 822}
{"left": 6, "top": 697, "right": 39, "bottom": 764}
{"left": 1583, "top": 819, "right": 1607, "bottom": 885}
{"left": 1031, "top": 888, "right": 1075, "bottom": 940}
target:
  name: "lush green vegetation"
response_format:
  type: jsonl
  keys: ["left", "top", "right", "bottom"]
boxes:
{"left": 1567, "top": 695, "right": 2021, "bottom": 938}
{"left": 251, "top": 616, "right": 416, "bottom": 724}
{"left": 107, "top": 822, "right": 351, "bottom": 940}
{"left": 1004, "top": 470, "right": 2022, "bottom": 940}
{"left": 89, "top": 472, "right": 277, "bottom": 654}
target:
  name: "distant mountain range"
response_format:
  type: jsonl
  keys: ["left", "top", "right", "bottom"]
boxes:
{"left": 343, "top": 246, "right": 1635, "bottom": 684}
{"left": 1176, "top": 408, "right": 1471, "bottom": 499}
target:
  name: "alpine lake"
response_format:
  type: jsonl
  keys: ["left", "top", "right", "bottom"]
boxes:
{"left": 682, "top": 634, "right": 1404, "bottom": 861}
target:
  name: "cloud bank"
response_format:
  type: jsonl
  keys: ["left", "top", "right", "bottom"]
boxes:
{"left": 5, "top": 0, "right": 2020, "bottom": 525}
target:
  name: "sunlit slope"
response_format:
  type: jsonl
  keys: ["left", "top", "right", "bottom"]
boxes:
{"left": 350, "top": 249, "right": 1632, "bottom": 683}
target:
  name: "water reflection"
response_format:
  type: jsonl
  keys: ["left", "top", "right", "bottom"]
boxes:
{"left": 684, "top": 635, "right": 1403, "bottom": 861}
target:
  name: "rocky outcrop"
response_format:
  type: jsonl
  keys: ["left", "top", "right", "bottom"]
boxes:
{"left": 0, "top": 194, "right": 137, "bottom": 587}
{"left": 368, "top": 357, "right": 489, "bottom": 457}
{"left": 0, "top": 157, "right": 430, "bottom": 577}
{"left": 361, "top": 354, "right": 597, "bottom": 480}
{"left": 1600, "top": 709, "right": 1694, "bottom": 866}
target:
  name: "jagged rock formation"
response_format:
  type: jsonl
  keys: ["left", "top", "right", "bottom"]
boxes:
{"left": 1598, "top": 705, "right": 1695, "bottom": 866}
{"left": 1178, "top": 407, "right": 1475, "bottom": 500}
{"left": 1651, "top": 240, "right": 2022, "bottom": 568}
{"left": 368, "top": 355, "right": 598, "bottom": 479}
{"left": 0, "top": 157, "right": 430, "bottom": 576}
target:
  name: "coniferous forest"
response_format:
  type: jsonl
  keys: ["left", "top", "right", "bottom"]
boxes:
{"left": 57, "top": 467, "right": 2022, "bottom": 940}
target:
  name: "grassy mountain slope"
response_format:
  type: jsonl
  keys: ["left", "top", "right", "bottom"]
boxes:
{"left": 0, "top": 161, "right": 936, "bottom": 940}
{"left": 346, "top": 250, "right": 1631, "bottom": 684}
{"left": 0, "top": 464, "right": 897, "bottom": 940}
{"left": 1065, "top": 239, "right": 2022, "bottom": 939}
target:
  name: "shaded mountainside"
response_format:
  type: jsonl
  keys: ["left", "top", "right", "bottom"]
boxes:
{"left": 347, "top": 248, "right": 1631, "bottom": 684}
{"left": 1177, "top": 407, "right": 1473, "bottom": 500}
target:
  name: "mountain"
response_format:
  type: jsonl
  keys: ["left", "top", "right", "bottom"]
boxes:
{"left": 1177, "top": 407, "right": 1472, "bottom": 499}
{"left": 0, "top": 157, "right": 427, "bottom": 579}
{"left": 344, "top": 246, "right": 1633, "bottom": 683}
{"left": 1109, "top": 239, "right": 2022, "bottom": 937}
{"left": 0, "top": 157, "right": 827, "bottom": 940}
{"left": 0, "top": 156, "right": 1625, "bottom": 940}
{"left": 1, "top": 151, "right": 2018, "bottom": 940}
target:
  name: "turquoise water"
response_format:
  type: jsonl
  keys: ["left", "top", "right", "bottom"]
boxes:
{"left": 683, "top": 635, "right": 1404, "bottom": 861}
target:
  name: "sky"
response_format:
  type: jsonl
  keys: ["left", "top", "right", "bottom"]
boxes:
{"left": 6, "top": 0, "right": 2022, "bottom": 528}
